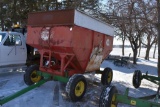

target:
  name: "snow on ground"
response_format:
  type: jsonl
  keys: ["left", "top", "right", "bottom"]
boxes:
{"left": 110, "top": 47, "right": 158, "bottom": 59}
{"left": 0, "top": 47, "right": 159, "bottom": 107}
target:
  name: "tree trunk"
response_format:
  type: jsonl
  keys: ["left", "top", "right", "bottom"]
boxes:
{"left": 153, "top": 42, "right": 157, "bottom": 59}
{"left": 0, "top": 3, "right": 4, "bottom": 31}
{"left": 138, "top": 40, "right": 141, "bottom": 57}
{"left": 46, "top": 2, "right": 49, "bottom": 11}
{"left": 122, "top": 40, "right": 125, "bottom": 56}
{"left": 55, "top": 0, "right": 58, "bottom": 10}
{"left": 145, "top": 46, "right": 151, "bottom": 60}
{"left": 138, "top": 45, "right": 141, "bottom": 57}
{"left": 133, "top": 49, "right": 137, "bottom": 64}
{"left": 1, "top": 19, "right": 4, "bottom": 31}
{"left": 145, "top": 47, "right": 150, "bottom": 60}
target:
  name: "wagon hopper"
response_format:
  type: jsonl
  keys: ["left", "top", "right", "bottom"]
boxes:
{"left": 27, "top": 9, "right": 114, "bottom": 76}
{"left": 25, "top": 9, "right": 114, "bottom": 101}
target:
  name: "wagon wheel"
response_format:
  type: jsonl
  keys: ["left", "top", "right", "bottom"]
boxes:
{"left": 66, "top": 74, "right": 87, "bottom": 102}
{"left": 24, "top": 65, "right": 42, "bottom": 86}
{"left": 99, "top": 86, "right": 118, "bottom": 107}
{"left": 132, "top": 70, "right": 142, "bottom": 88}
{"left": 101, "top": 68, "right": 113, "bottom": 85}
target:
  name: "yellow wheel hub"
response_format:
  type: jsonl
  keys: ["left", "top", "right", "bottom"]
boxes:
{"left": 111, "top": 93, "right": 116, "bottom": 107}
{"left": 30, "top": 70, "right": 41, "bottom": 83}
{"left": 75, "top": 81, "right": 85, "bottom": 97}
{"left": 108, "top": 72, "right": 112, "bottom": 83}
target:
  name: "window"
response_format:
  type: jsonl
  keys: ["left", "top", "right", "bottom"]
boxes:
{"left": 0, "top": 33, "right": 6, "bottom": 43}
{"left": 4, "top": 34, "right": 22, "bottom": 46}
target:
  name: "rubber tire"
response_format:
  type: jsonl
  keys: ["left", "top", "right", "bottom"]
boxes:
{"left": 99, "top": 86, "right": 118, "bottom": 107}
{"left": 132, "top": 70, "right": 142, "bottom": 88}
{"left": 101, "top": 68, "right": 113, "bottom": 85}
{"left": 24, "top": 65, "right": 41, "bottom": 86}
{"left": 66, "top": 74, "right": 87, "bottom": 102}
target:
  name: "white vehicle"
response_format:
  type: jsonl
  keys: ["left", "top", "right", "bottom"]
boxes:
{"left": 0, "top": 31, "right": 27, "bottom": 66}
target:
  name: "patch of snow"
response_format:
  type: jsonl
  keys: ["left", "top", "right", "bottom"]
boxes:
{"left": 0, "top": 47, "right": 159, "bottom": 107}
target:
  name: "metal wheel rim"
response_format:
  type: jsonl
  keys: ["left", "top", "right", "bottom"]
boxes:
{"left": 111, "top": 93, "right": 117, "bottom": 107}
{"left": 75, "top": 81, "right": 85, "bottom": 97}
{"left": 108, "top": 71, "right": 112, "bottom": 83}
{"left": 31, "top": 70, "right": 41, "bottom": 83}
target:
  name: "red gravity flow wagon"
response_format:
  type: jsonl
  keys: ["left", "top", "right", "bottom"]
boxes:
{"left": 25, "top": 9, "right": 114, "bottom": 101}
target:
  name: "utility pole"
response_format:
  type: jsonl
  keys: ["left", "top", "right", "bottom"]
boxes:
{"left": 157, "top": 0, "right": 160, "bottom": 77}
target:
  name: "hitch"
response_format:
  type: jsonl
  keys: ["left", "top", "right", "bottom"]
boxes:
{"left": 0, "top": 70, "right": 69, "bottom": 105}
{"left": 99, "top": 70, "right": 160, "bottom": 107}
{"left": 99, "top": 86, "right": 160, "bottom": 107}
{"left": 0, "top": 80, "right": 47, "bottom": 105}
{"left": 116, "top": 88, "right": 160, "bottom": 107}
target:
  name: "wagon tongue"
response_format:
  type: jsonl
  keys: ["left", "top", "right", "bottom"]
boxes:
{"left": 0, "top": 80, "right": 47, "bottom": 105}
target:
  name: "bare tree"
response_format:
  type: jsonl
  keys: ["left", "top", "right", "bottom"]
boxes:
{"left": 114, "top": 27, "right": 127, "bottom": 56}
{"left": 139, "top": 0, "right": 157, "bottom": 60}
{"left": 105, "top": 0, "right": 144, "bottom": 64}
{"left": 103, "top": 0, "right": 157, "bottom": 63}
{"left": 0, "top": 0, "right": 12, "bottom": 30}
